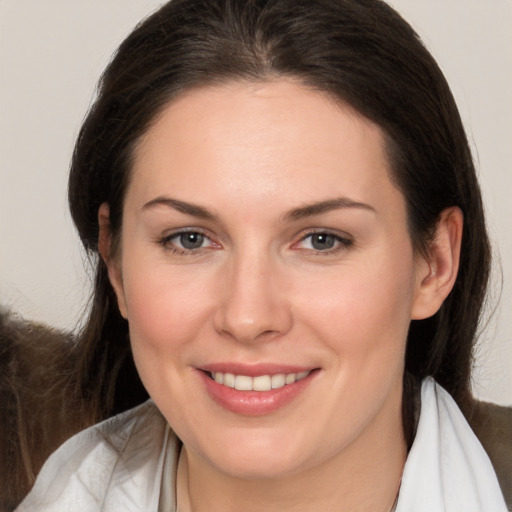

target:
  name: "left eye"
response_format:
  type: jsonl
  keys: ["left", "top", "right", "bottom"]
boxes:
{"left": 298, "top": 232, "right": 351, "bottom": 252}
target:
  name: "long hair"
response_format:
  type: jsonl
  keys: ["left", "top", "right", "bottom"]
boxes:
{"left": 68, "top": 0, "right": 490, "bottom": 424}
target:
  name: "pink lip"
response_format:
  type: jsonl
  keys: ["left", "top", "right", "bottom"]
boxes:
{"left": 198, "top": 366, "right": 319, "bottom": 416}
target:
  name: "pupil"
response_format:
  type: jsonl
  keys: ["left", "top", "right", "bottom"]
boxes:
{"left": 312, "top": 234, "right": 335, "bottom": 250}
{"left": 180, "top": 232, "right": 204, "bottom": 249}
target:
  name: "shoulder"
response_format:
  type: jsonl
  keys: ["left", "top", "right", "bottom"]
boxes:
{"left": 15, "top": 400, "right": 176, "bottom": 512}
{"left": 466, "top": 398, "right": 512, "bottom": 510}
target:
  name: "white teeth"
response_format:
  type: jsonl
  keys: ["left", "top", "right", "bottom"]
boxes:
{"left": 223, "top": 373, "right": 235, "bottom": 388}
{"left": 235, "top": 375, "right": 253, "bottom": 391}
{"left": 285, "top": 373, "right": 297, "bottom": 385}
{"left": 253, "top": 375, "right": 272, "bottom": 391}
{"left": 211, "top": 370, "right": 311, "bottom": 391}
{"left": 271, "top": 373, "right": 286, "bottom": 389}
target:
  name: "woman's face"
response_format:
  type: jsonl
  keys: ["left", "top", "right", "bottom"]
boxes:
{"left": 109, "top": 80, "right": 431, "bottom": 479}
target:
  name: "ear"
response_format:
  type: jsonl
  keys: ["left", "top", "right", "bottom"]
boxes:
{"left": 411, "top": 207, "right": 463, "bottom": 320}
{"left": 98, "top": 203, "right": 128, "bottom": 319}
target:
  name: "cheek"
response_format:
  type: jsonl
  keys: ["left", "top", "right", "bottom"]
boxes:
{"left": 296, "top": 248, "right": 416, "bottom": 361}
{"left": 121, "top": 261, "right": 221, "bottom": 419}
{"left": 126, "top": 275, "right": 210, "bottom": 341}
{"left": 120, "top": 253, "right": 218, "bottom": 373}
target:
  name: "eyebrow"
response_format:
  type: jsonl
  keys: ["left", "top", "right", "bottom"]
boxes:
{"left": 142, "top": 195, "right": 375, "bottom": 222}
{"left": 142, "top": 196, "right": 216, "bottom": 220}
{"left": 283, "top": 197, "right": 376, "bottom": 222}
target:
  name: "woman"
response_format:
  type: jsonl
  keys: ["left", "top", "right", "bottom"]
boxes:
{"left": 14, "top": 0, "right": 509, "bottom": 510}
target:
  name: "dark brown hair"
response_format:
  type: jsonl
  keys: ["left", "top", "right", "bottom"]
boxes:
{"left": 68, "top": 0, "right": 490, "bottom": 427}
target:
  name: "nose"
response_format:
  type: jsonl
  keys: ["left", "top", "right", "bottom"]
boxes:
{"left": 213, "top": 249, "right": 293, "bottom": 344}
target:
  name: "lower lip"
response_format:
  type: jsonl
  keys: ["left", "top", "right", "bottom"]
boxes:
{"left": 199, "top": 370, "right": 318, "bottom": 416}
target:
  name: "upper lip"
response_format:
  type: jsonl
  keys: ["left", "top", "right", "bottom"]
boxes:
{"left": 200, "top": 363, "right": 317, "bottom": 377}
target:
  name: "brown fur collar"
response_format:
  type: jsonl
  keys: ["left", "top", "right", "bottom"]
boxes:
{"left": 465, "top": 399, "right": 512, "bottom": 509}
{"left": 0, "top": 309, "right": 89, "bottom": 511}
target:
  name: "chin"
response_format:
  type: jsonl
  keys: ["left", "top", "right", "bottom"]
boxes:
{"left": 212, "top": 451, "right": 308, "bottom": 481}
{"left": 195, "top": 426, "right": 319, "bottom": 480}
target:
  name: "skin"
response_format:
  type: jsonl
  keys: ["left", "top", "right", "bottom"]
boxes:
{"left": 99, "top": 80, "right": 462, "bottom": 512}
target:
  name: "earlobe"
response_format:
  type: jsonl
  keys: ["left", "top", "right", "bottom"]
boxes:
{"left": 98, "top": 203, "right": 128, "bottom": 319}
{"left": 411, "top": 207, "right": 463, "bottom": 320}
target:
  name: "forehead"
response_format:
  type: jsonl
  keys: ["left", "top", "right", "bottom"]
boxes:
{"left": 129, "top": 80, "right": 403, "bottom": 218}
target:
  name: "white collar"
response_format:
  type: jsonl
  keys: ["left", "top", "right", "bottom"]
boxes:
{"left": 396, "top": 378, "right": 507, "bottom": 511}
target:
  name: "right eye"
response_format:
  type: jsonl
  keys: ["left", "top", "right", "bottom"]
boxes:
{"left": 174, "top": 232, "right": 207, "bottom": 250}
{"left": 158, "top": 230, "right": 218, "bottom": 254}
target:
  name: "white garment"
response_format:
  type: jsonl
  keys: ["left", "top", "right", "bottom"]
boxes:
{"left": 16, "top": 378, "right": 507, "bottom": 511}
{"left": 395, "top": 380, "right": 507, "bottom": 511}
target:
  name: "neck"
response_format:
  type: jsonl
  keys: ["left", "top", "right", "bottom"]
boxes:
{"left": 176, "top": 396, "right": 407, "bottom": 512}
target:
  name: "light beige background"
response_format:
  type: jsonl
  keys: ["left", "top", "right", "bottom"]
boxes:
{"left": 1, "top": 0, "right": 510, "bottom": 405}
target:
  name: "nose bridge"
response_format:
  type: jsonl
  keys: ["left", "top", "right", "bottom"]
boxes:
{"left": 214, "top": 242, "right": 291, "bottom": 343}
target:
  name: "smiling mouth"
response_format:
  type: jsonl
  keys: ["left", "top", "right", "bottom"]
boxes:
{"left": 209, "top": 370, "right": 312, "bottom": 392}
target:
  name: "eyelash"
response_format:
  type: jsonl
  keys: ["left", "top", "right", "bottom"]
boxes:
{"left": 157, "top": 229, "right": 216, "bottom": 255}
{"left": 156, "top": 229, "right": 354, "bottom": 256}
{"left": 294, "top": 231, "right": 354, "bottom": 255}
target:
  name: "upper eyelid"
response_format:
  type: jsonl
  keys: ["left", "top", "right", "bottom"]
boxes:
{"left": 158, "top": 228, "right": 215, "bottom": 246}
{"left": 161, "top": 226, "right": 211, "bottom": 239}
{"left": 296, "top": 228, "right": 353, "bottom": 242}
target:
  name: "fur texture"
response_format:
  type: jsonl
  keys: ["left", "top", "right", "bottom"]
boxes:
{"left": 466, "top": 399, "right": 512, "bottom": 509}
{"left": 0, "top": 310, "right": 92, "bottom": 511}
